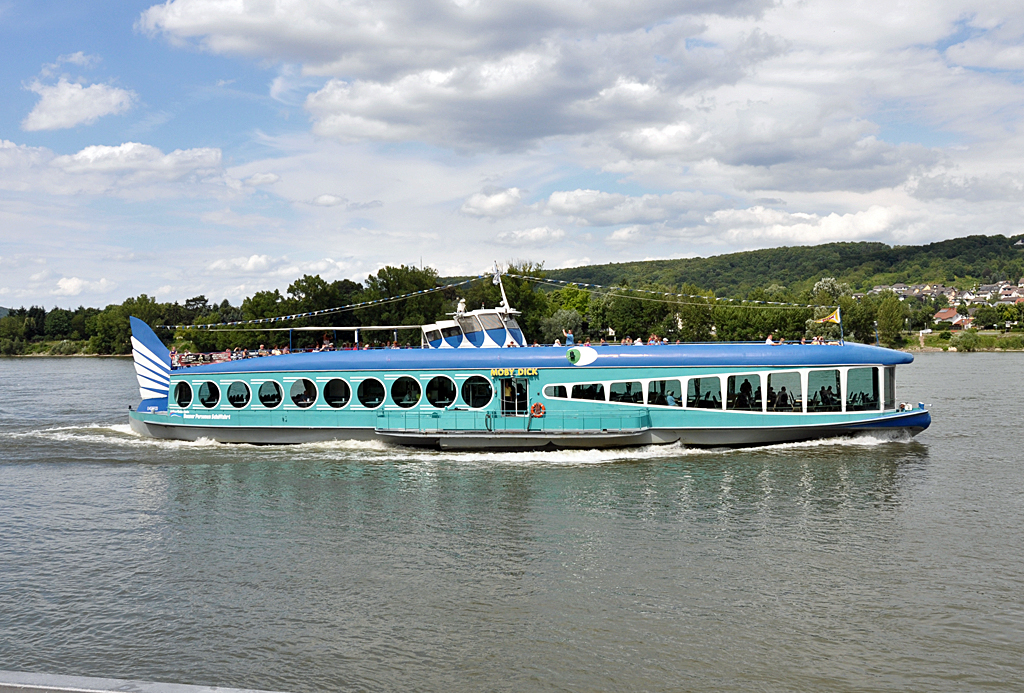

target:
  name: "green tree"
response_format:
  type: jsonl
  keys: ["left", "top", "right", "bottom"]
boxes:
{"left": 675, "top": 283, "right": 716, "bottom": 342}
{"left": 604, "top": 287, "right": 676, "bottom": 342}
{"left": 876, "top": 294, "right": 907, "bottom": 347}
{"left": 461, "top": 261, "right": 552, "bottom": 341}
{"left": 0, "top": 315, "right": 26, "bottom": 341}
{"left": 540, "top": 309, "right": 584, "bottom": 343}
{"left": 548, "top": 284, "right": 590, "bottom": 315}
{"left": 949, "top": 329, "right": 979, "bottom": 352}
{"left": 356, "top": 265, "right": 447, "bottom": 343}
{"left": 972, "top": 304, "right": 1002, "bottom": 329}
{"left": 44, "top": 308, "right": 73, "bottom": 339}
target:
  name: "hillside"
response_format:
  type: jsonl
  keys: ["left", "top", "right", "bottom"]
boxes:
{"left": 545, "top": 235, "right": 1024, "bottom": 297}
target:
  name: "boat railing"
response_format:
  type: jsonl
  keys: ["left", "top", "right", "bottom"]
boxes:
{"left": 375, "top": 408, "right": 653, "bottom": 434}
{"left": 168, "top": 338, "right": 847, "bottom": 368}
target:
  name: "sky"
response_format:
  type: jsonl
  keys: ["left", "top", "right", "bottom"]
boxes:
{"left": 1, "top": 0, "right": 1023, "bottom": 308}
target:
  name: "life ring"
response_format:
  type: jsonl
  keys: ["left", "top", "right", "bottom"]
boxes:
{"left": 530, "top": 402, "right": 545, "bottom": 417}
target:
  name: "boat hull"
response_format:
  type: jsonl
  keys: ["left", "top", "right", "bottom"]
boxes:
{"left": 128, "top": 409, "right": 930, "bottom": 450}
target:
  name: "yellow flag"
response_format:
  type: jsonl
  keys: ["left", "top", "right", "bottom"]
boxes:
{"left": 814, "top": 308, "right": 840, "bottom": 324}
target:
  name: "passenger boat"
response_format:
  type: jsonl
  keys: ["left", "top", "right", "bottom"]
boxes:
{"left": 127, "top": 283, "right": 930, "bottom": 449}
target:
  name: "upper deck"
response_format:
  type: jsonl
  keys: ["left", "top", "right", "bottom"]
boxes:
{"left": 176, "top": 341, "right": 913, "bottom": 376}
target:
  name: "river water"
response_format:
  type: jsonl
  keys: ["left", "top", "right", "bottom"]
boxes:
{"left": 0, "top": 354, "right": 1021, "bottom": 692}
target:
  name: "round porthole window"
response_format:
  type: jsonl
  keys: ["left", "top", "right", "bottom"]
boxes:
{"left": 197, "top": 381, "right": 220, "bottom": 408}
{"left": 357, "top": 378, "right": 386, "bottom": 408}
{"left": 290, "top": 379, "right": 317, "bottom": 408}
{"left": 461, "top": 376, "right": 493, "bottom": 409}
{"left": 324, "top": 379, "right": 351, "bottom": 408}
{"left": 173, "top": 381, "right": 192, "bottom": 408}
{"left": 258, "top": 381, "right": 282, "bottom": 408}
{"left": 391, "top": 376, "right": 421, "bottom": 408}
{"left": 227, "top": 381, "right": 250, "bottom": 408}
{"left": 425, "top": 376, "right": 457, "bottom": 408}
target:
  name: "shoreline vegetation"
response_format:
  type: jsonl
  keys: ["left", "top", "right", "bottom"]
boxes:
{"left": 11, "top": 331, "right": 1024, "bottom": 356}
{"left": 5, "top": 234, "right": 1024, "bottom": 357}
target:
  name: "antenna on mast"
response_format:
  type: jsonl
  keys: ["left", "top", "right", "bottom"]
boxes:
{"left": 493, "top": 261, "right": 511, "bottom": 314}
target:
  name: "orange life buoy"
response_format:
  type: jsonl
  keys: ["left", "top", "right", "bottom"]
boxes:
{"left": 531, "top": 402, "right": 545, "bottom": 417}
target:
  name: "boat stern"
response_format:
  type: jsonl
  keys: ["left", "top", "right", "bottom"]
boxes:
{"left": 129, "top": 316, "right": 170, "bottom": 414}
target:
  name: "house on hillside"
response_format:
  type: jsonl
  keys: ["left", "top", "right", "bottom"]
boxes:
{"left": 933, "top": 307, "right": 974, "bottom": 330}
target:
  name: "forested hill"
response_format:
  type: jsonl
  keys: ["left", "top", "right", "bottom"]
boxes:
{"left": 546, "top": 235, "right": 1024, "bottom": 297}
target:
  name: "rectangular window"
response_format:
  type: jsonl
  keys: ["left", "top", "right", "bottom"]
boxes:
{"left": 727, "top": 374, "right": 762, "bottom": 411}
{"left": 884, "top": 367, "right": 896, "bottom": 410}
{"left": 478, "top": 314, "right": 505, "bottom": 330}
{"left": 571, "top": 383, "right": 606, "bottom": 401}
{"left": 767, "top": 371, "right": 801, "bottom": 412}
{"left": 687, "top": 376, "right": 721, "bottom": 409}
{"left": 457, "top": 316, "right": 482, "bottom": 335}
{"left": 647, "top": 380, "right": 682, "bottom": 407}
{"left": 808, "top": 369, "right": 841, "bottom": 412}
{"left": 544, "top": 385, "right": 567, "bottom": 398}
{"left": 610, "top": 381, "right": 644, "bottom": 403}
{"left": 846, "top": 367, "right": 879, "bottom": 411}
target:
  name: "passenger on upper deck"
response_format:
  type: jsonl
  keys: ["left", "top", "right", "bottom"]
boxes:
{"left": 563, "top": 329, "right": 574, "bottom": 345}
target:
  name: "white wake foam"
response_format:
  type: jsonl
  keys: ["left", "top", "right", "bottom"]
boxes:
{"left": 5, "top": 422, "right": 915, "bottom": 464}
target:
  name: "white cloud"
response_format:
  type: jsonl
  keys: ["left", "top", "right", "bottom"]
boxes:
{"left": 52, "top": 277, "right": 115, "bottom": 296}
{"left": 53, "top": 142, "right": 219, "bottom": 175}
{"left": 607, "top": 225, "right": 646, "bottom": 245}
{"left": 200, "top": 208, "right": 283, "bottom": 228}
{"left": 41, "top": 52, "right": 101, "bottom": 77}
{"left": 495, "top": 226, "right": 565, "bottom": 244}
{"left": 461, "top": 188, "right": 522, "bottom": 217}
{"left": 946, "top": 38, "right": 1024, "bottom": 70}
{"left": 22, "top": 78, "right": 136, "bottom": 131}
{"left": 695, "top": 205, "right": 915, "bottom": 245}
{"left": 245, "top": 172, "right": 280, "bottom": 186}
{"left": 543, "top": 189, "right": 724, "bottom": 226}
{"left": 208, "top": 255, "right": 274, "bottom": 273}
{"left": 0, "top": 140, "right": 224, "bottom": 198}
{"left": 311, "top": 194, "right": 345, "bottom": 206}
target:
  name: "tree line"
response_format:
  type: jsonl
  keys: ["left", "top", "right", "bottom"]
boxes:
{"left": 548, "top": 234, "right": 1024, "bottom": 298}
{"left": 1, "top": 262, "right": 959, "bottom": 356}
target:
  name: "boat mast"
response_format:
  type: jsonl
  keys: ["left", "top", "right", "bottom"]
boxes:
{"left": 493, "top": 262, "right": 511, "bottom": 315}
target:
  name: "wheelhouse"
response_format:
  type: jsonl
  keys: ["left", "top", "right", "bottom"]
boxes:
{"left": 421, "top": 306, "right": 525, "bottom": 349}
